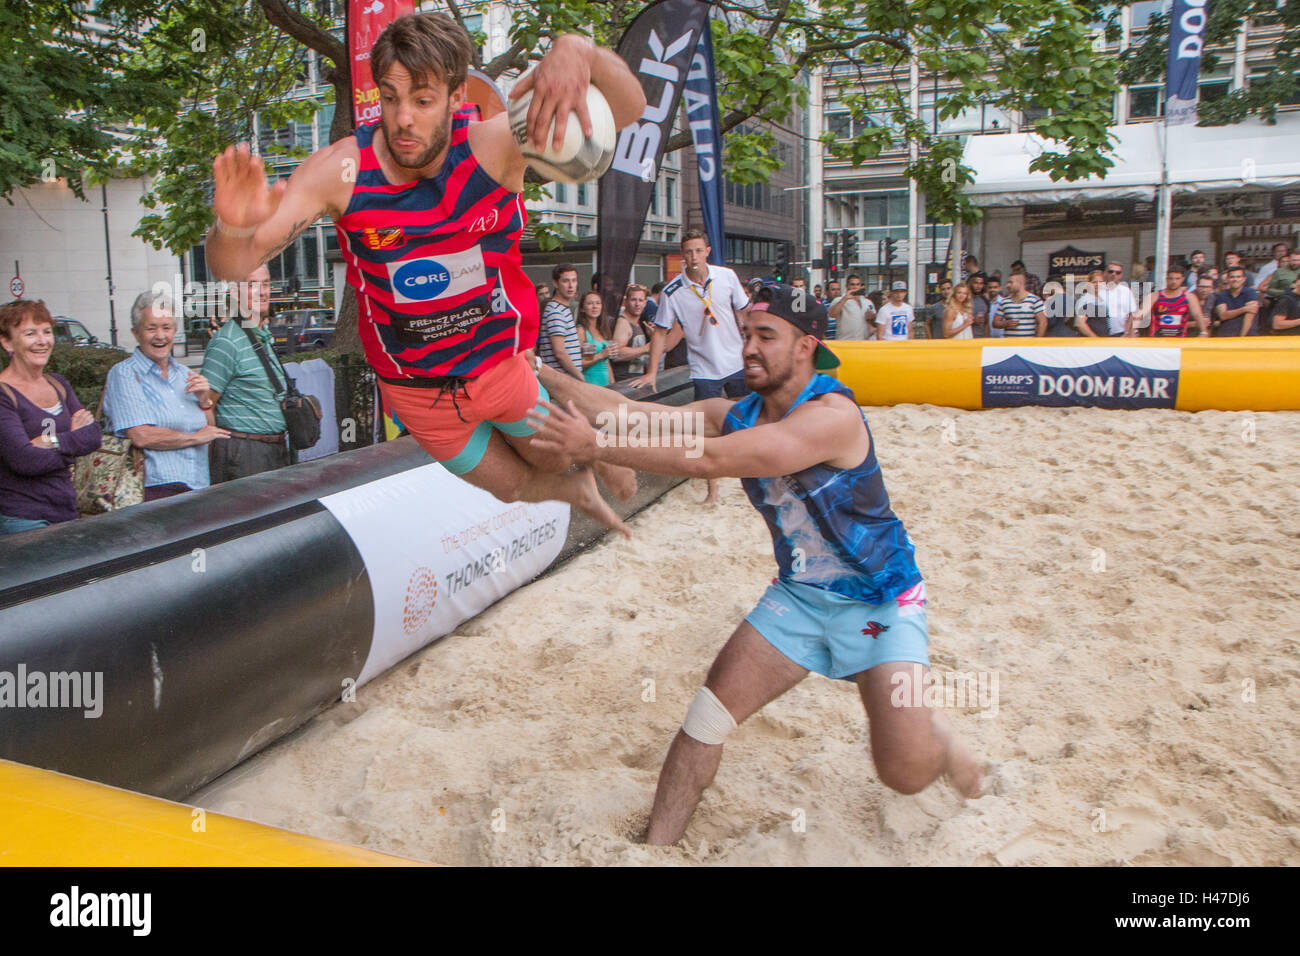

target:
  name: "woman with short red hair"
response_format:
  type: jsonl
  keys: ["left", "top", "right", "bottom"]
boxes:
{"left": 0, "top": 300, "right": 102, "bottom": 533}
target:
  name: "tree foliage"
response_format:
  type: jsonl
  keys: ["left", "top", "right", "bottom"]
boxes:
{"left": 5, "top": 0, "right": 1130, "bottom": 245}
{"left": 0, "top": 1, "right": 168, "bottom": 200}
{"left": 1117, "top": 0, "right": 1300, "bottom": 126}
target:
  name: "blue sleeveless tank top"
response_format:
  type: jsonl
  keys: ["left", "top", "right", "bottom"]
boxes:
{"left": 722, "top": 374, "right": 922, "bottom": 605}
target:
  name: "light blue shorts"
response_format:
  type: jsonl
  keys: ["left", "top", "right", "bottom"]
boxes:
{"left": 745, "top": 578, "right": 930, "bottom": 681}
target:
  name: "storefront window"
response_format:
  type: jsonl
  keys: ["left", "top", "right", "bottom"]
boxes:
{"left": 1128, "top": 83, "right": 1163, "bottom": 120}
{"left": 316, "top": 102, "right": 336, "bottom": 145}
{"left": 1249, "top": 70, "right": 1300, "bottom": 106}
{"left": 1129, "top": 1, "right": 1164, "bottom": 31}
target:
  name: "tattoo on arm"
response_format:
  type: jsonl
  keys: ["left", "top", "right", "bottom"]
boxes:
{"left": 263, "top": 212, "right": 322, "bottom": 262}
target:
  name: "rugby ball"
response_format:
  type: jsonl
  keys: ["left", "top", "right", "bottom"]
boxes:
{"left": 508, "top": 83, "right": 617, "bottom": 184}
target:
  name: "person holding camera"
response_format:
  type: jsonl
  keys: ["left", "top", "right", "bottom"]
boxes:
{"left": 828, "top": 274, "right": 875, "bottom": 340}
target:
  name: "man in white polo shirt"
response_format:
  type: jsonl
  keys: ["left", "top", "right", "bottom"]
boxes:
{"left": 630, "top": 228, "right": 750, "bottom": 502}
{"left": 630, "top": 229, "right": 750, "bottom": 396}
{"left": 874, "top": 281, "right": 915, "bottom": 340}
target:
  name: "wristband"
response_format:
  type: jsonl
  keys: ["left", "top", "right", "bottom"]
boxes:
{"left": 215, "top": 217, "right": 258, "bottom": 239}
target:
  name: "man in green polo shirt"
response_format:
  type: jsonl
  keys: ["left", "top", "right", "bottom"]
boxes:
{"left": 201, "top": 264, "right": 291, "bottom": 482}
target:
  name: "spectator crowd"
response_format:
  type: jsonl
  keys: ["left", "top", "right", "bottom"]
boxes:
{"left": 0, "top": 265, "right": 307, "bottom": 534}
{"left": 6, "top": 237, "right": 1297, "bottom": 535}
{"left": 808, "top": 245, "right": 1300, "bottom": 340}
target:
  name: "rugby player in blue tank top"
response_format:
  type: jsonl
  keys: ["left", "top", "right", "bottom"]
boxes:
{"left": 529, "top": 285, "right": 984, "bottom": 845}
{"left": 203, "top": 12, "right": 646, "bottom": 536}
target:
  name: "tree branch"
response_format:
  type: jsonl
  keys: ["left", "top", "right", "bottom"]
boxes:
{"left": 256, "top": 0, "right": 347, "bottom": 66}
{"left": 483, "top": 38, "right": 530, "bottom": 79}
{"left": 444, "top": 0, "right": 479, "bottom": 68}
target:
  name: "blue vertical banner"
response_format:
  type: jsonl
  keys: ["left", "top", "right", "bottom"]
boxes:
{"left": 683, "top": 18, "right": 726, "bottom": 263}
{"left": 597, "top": 0, "right": 711, "bottom": 318}
{"left": 1166, "top": 0, "right": 1207, "bottom": 126}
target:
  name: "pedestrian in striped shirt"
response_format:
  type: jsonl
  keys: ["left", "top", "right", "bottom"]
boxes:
{"left": 992, "top": 273, "right": 1046, "bottom": 337}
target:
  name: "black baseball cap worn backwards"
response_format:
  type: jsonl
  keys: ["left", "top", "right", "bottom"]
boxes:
{"left": 750, "top": 284, "right": 840, "bottom": 370}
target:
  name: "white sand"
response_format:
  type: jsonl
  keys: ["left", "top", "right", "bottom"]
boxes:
{"left": 194, "top": 405, "right": 1300, "bottom": 865}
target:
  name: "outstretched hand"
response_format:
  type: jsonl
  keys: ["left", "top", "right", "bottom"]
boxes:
{"left": 524, "top": 399, "right": 600, "bottom": 462}
{"left": 212, "top": 143, "right": 287, "bottom": 230}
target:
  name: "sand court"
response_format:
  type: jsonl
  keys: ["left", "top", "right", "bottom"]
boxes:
{"left": 193, "top": 404, "right": 1300, "bottom": 865}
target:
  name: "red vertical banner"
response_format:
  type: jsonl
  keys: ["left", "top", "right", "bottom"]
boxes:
{"left": 350, "top": 0, "right": 417, "bottom": 126}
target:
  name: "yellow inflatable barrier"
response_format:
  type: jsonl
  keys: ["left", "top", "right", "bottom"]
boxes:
{"left": 831, "top": 338, "right": 1300, "bottom": 412}
{"left": 0, "top": 759, "right": 422, "bottom": 866}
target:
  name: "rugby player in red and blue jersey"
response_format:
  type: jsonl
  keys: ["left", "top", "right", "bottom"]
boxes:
{"left": 205, "top": 12, "right": 646, "bottom": 534}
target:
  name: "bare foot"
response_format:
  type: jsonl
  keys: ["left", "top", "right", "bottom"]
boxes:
{"left": 931, "top": 709, "right": 983, "bottom": 798}
{"left": 700, "top": 479, "right": 719, "bottom": 505}
{"left": 569, "top": 466, "right": 631, "bottom": 539}
{"left": 594, "top": 461, "right": 638, "bottom": 502}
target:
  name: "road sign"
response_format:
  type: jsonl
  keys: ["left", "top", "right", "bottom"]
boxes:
{"left": 9, "top": 276, "right": 23, "bottom": 298}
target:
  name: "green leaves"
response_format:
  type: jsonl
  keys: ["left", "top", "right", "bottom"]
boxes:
{"left": 531, "top": 220, "right": 578, "bottom": 252}
{"left": 2, "top": 0, "right": 1147, "bottom": 251}
{"left": 1120, "top": 0, "right": 1300, "bottom": 119}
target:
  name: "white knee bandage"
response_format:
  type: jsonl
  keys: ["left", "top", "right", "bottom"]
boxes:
{"left": 682, "top": 686, "right": 737, "bottom": 745}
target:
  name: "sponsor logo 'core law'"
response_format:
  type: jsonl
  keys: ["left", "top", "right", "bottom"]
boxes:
{"left": 388, "top": 248, "right": 486, "bottom": 305}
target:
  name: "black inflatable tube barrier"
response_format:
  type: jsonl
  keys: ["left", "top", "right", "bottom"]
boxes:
{"left": 0, "top": 368, "right": 695, "bottom": 800}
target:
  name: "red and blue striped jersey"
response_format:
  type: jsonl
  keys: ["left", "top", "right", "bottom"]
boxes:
{"left": 335, "top": 108, "right": 537, "bottom": 379}
{"left": 1150, "top": 290, "right": 1192, "bottom": 337}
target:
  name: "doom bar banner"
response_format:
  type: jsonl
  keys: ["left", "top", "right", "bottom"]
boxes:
{"left": 597, "top": 0, "right": 712, "bottom": 316}
{"left": 350, "top": 0, "right": 417, "bottom": 126}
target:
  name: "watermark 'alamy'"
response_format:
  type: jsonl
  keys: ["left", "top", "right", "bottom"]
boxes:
{"left": 594, "top": 406, "right": 706, "bottom": 458}
{"left": 0, "top": 665, "right": 103, "bottom": 718}
{"left": 148, "top": 275, "right": 266, "bottom": 322}
{"left": 890, "top": 663, "right": 998, "bottom": 718}
{"left": 50, "top": 887, "right": 150, "bottom": 936}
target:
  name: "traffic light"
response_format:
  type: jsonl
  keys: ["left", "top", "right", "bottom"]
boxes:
{"left": 825, "top": 233, "right": 838, "bottom": 279}
{"left": 884, "top": 237, "right": 899, "bottom": 266}
{"left": 774, "top": 240, "right": 790, "bottom": 284}
{"left": 841, "top": 229, "right": 857, "bottom": 267}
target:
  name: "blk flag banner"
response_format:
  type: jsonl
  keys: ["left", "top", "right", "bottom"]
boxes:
{"left": 350, "top": 0, "right": 417, "bottom": 127}
{"left": 1166, "top": 0, "right": 1207, "bottom": 126}
{"left": 684, "top": 21, "right": 726, "bottom": 264}
{"left": 597, "top": 0, "right": 712, "bottom": 316}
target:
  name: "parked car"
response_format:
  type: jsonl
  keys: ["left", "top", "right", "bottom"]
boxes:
{"left": 269, "top": 309, "right": 336, "bottom": 356}
{"left": 52, "top": 316, "right": 116, "bottom": 349}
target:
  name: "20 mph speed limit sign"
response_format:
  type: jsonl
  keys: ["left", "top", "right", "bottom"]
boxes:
{"left": 9, "top": 276, "right": 22, "bottom": 298}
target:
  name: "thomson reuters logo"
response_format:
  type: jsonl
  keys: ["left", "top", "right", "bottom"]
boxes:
{"left": 393, "top": 259, "right": 452, "bottom": 300}
{"left": 403, "top": 566, "right": 438, "bottom": 634}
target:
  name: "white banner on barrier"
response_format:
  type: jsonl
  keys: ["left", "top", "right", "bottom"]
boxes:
{"left": 320, "top": 463, "right": 570, "bottom": 686}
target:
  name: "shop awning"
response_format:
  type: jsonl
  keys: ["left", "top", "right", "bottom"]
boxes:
{"left": 962, "top": 115, "right": 1300, "bottom": 206}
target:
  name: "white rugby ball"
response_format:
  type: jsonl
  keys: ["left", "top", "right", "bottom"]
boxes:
{"left": 508, "top": 83, "right": 617, "bottom": 183}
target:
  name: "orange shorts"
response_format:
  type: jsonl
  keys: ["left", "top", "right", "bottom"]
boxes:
{"left": 376, "top": 354, "right": 547, "bottom": 475}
